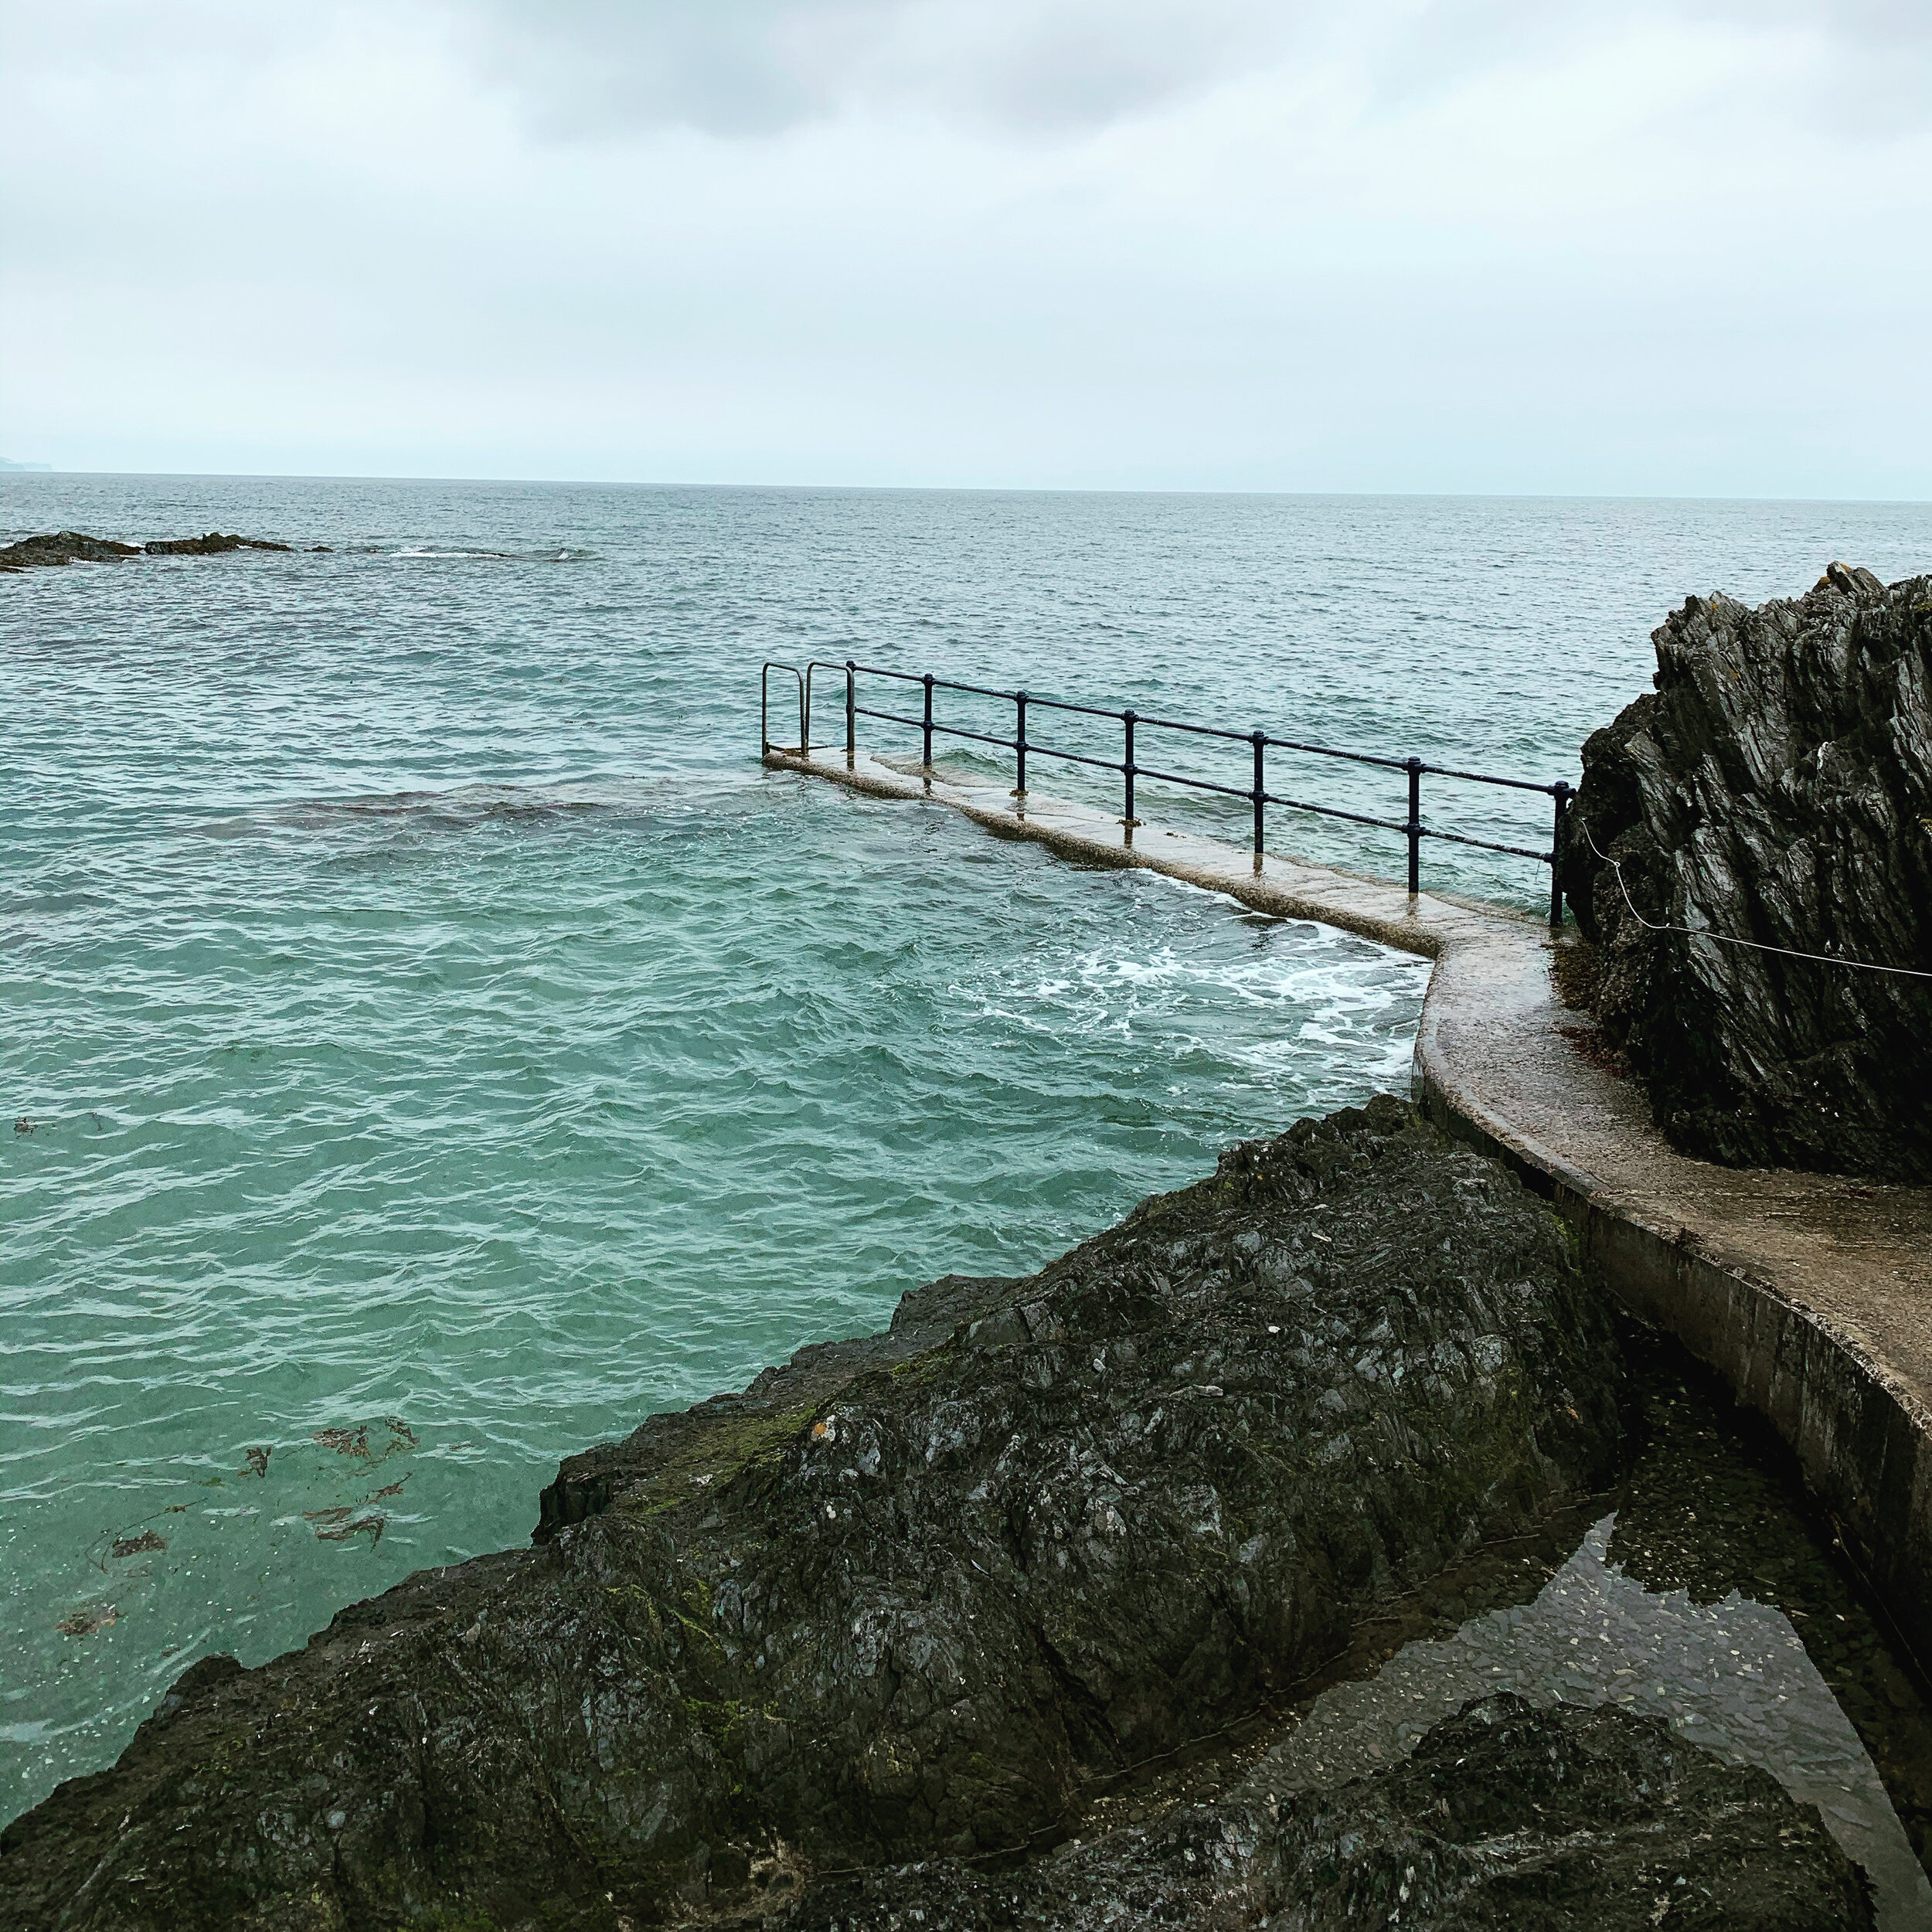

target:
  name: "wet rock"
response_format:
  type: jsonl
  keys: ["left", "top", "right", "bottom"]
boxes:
{"left": 791, "top": 1695, "right": 1875, "bottom": 1930}
{"left": 0, "top": 1098, "right": 1624, "bottom": 1930}
{"left": 141, "top": 532, "right": 291, "bottom": 555}
{"left": 0, "top": 530, "right": 140, "bottom": 570}
{"left": 1, "top": 529, "right": 294, "bottom": 571}
{"left": 1560, "top": 566, "right": 1932, "bottom": 1180}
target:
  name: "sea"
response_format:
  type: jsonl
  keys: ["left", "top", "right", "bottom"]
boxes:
{"left": 4, "top": 474, "right": 1928, "bottom": 1864}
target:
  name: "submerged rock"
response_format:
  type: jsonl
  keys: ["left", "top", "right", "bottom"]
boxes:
{"left": 1560, "top": 565, "right": 1932, "bottom": 1181}
{"left": 792, "top": 1693, "right": 1874, "bottom": 1930}
{"left": 0, "top": 1098, "right": 1625, "bottom": 1929}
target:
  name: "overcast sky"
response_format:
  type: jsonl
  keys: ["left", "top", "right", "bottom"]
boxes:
{"left": 2, "top": 0, "right": 1927, "bottom": 495}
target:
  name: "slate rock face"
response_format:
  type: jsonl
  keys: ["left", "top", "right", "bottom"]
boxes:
{"left": 0, "top": 1099, "right": 1624, "bottom": 1930}
{"left": 789, "top": 1694, "right": 1875, "bottom": 1930}
{"left": 1561, "top": 564, "right": 1932, "bottom": 1181}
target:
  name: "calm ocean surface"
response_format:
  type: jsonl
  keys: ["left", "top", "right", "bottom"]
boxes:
{"left": 3, "top": 474, "right": 1927, "bottom": 1823}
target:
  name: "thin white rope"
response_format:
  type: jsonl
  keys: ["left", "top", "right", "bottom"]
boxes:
{"left": 1575, "top": 814, "right": 1932, "bottom": 981}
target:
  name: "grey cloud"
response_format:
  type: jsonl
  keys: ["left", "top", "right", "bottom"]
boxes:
{"left": 9, "top": 0, "right": 1923, "bottom": 142}
{"left": 1369, "top": 0, "right": 1932, "bottom": 134}
{"left": 438, "top": 0, "right": 1932, "bottom": 144}
{"left": 440, "top": 0, "right": 1312, "bottom": 139}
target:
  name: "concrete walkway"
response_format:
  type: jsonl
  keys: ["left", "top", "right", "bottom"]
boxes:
{"left": 765, "top": 742, "right": 1932, "bottom": 1668}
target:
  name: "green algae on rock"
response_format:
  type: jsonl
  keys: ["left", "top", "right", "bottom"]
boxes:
{"left": 0, "top": 1098, "right": 1625, "bottom": 1930}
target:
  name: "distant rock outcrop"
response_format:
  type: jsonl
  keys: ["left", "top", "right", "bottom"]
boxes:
{"left": 141, "top": 532, "right": 291, "bottom": 556}
{"left": 1, "top": 529, "right": 291, "bottom": 572}
{"left": 0, "top": 530, "right": 140, "bottom": 570}
{"left": 1561, "top": 564, "right": 1932, "bottom": 1182}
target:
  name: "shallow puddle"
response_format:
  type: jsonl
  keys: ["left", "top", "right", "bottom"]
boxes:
{"left": 1257, "top": 1517, "right": 1926, "bottom": 1924}
{"left": 1083, "top": 1327, "right": 1932, "bottom": 1927}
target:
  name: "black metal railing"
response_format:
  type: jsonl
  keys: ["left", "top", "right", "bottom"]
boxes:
{"left": 763, "top": 658, "right": 1574, "bottom": 927}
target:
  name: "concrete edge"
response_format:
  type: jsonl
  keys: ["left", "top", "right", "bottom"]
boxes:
{"left": 765, "top": 746, "right": 1932, "bottom": 1674}
{"left": 1417, "top": 1054, "right": 1932, "bottom": 1679}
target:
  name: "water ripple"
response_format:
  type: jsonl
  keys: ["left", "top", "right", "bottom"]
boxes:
{"left": 4, "top": 474, "right": 1924, "bottom": 1823}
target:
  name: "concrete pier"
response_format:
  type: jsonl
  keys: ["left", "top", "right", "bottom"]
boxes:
{"left": 765, "top": 741, "right": 1932, "bottom": 1672}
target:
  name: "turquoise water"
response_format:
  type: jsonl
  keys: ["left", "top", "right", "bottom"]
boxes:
{"left": 3, "top": 476, "right": 1926, "bottom": 1824}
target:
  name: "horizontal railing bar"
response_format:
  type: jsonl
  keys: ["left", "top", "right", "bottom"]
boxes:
{"left": 1263, "top": 733, "right": 1413, "bottom": 773}
{"left": 848, "top": 662, "right": 1010, "bottom": 702}
{"left": 852, "top": 709, "right": 1512, "bottom": 839}
{"left": 852, "top": 706, "right": 1009, "bottom": 750}
{"left": 1016, "top": 741, "right": 1128, "bottom": 775}
{"left": 1015, "top": 693, "right": 1132, "bottom": 723}
{"left": 1127, "top": 762, "right": 1259, "bottom": 803}
{"left": 1264, "top": 792, "right": 1410, "bottom": 835}
{"left": 1420, "top": 762, "right": 1562, "bottom": 797}
{"left": 839, "top": 660, "right": 1567, "bottom": 794}
{"left": 1417, "top": 825, "right": 1555, "bottom": 863}
{"left": 1123, "top": 712, "right": 1260, "bottom": 747}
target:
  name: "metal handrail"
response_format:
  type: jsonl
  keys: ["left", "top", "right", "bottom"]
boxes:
{"left": 760, "top": 662, "right": 805, "bottom": 759}
{"left": 787, "top": 658, "right": 1575, "bottom": 927}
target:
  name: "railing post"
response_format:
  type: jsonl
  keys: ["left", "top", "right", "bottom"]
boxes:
{"left": 1122, "top": 709, "right": 1137, "bottom": 828}
{"left": 1014, "top": 690, "right": 1028, "bottom": 797}
{"left": 922, "top": 673, "right": 934, "bottom": 770}
{"left": 845, "top": 660, "right": 856, "bottom": 764}
{"left": 1405, "top": 757, "right": 1423, "bottom": 896}
{"left": 1251, "top": 732, "right": 1266, "bottom": 863}
{"left": 1549, "top": 781, "right": 1572, "bottom": 927}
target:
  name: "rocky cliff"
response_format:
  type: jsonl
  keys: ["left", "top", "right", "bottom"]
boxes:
{"left": 2, "top": 1100, "right": 1629, "bottom": 1930}
{"left": 1560, "top": 563, "right": 1932, "bottom": 1182}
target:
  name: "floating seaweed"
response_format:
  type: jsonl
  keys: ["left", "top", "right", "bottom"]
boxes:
{"left": 110, "top": 1531, "right": 167, "bottom": 1559}
{"left": 314, "top": 1515, "right": 384, "bottom": 1546}
{"left": 310, "top": 1419, "right": 416, "bottom": 1461}
{"left": 55, "top": 1604, "right": 118, "bottom": 1636}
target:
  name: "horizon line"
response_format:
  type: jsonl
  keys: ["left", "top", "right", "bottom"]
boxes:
{"left": 4, "top": 467, "right": 1929, "bottom": 509}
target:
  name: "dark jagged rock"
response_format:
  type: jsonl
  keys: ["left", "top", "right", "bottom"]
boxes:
{"left": 142, "top": 531, "right": 291, "bottom": 555}
{"left": 1, "top": 529, "right": 294, "bottom": 571}
{"left": 0, "top": 529, "right": 140, "bottom": 570}
{"left": 1560, "top": 564, "right": 1932, "bottom": 1182}
{"left": 788, "top": 1693, "right": 1874, "bottom": 1930}
{"left": 0, "top": 1099, "right": 1624, "bottom": 1930}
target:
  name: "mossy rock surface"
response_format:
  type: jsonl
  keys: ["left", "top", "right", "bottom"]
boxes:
{"left": 1, "top": 1098, "right": 1628, "bottom": 1930}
